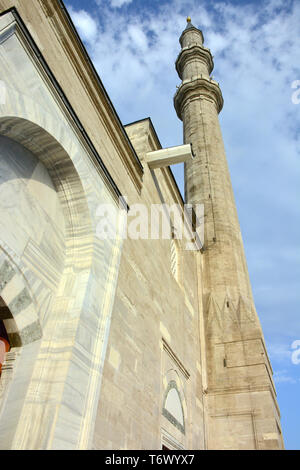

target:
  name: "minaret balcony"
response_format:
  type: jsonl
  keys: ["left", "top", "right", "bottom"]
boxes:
{"left": 176, "top": 44, "right": 214, "bottom": 78}
{"left": 174, "top": 75, "right": 224, "bottom": 119}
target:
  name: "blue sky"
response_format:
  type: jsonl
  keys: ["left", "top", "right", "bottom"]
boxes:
{"left": 66, "top": 0, "right": 300, "bottom": 449}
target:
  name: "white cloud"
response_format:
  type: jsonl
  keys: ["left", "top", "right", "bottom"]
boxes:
{"left": 268, "top": 343, "right": 292, "bottom": 364}
{"left": 68, "top": 7, "right": 98, "bottom": 44}
{"left": 128, "top": 25, "right": 148, "bottom": 52}
{"left": 110, "top": 0, "right": 133, "bottom": 7}
{"left": 273, "top": 370, "right": 298, "bottom": 384}
{"left": 95, "top": 0, "right": 133, "bottom": 8}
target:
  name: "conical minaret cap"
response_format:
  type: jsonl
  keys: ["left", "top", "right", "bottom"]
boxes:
{"left": 179, "top": 17, "right": 204, "bottom": 46}
{"left": 185, "top": 16, "right": 196, "bottom": 30}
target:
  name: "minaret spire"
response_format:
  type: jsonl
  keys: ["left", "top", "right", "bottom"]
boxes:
{"left": 174, "top": 19, "right": 284, "bottom": 450}
{"left": 185, "top": 16, "right": 193, "bottom": 28}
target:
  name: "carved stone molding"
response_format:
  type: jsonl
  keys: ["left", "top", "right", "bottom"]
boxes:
{"left": 176, "top": 44, "right": 214, "bottom": 78}
{"left": 174, "top": 75, "right": 224, "bottom": 119}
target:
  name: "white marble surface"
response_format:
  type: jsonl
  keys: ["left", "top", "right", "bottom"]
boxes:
{"left": 0, "top": 12, "right": 123, "bottom": 450}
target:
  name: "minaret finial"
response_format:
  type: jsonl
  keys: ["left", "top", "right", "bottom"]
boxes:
{"left": 187, "top": 16, "right": 191, "bottom": 23}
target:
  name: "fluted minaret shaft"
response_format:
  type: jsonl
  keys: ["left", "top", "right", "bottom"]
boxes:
{"left": 174, "top": 18, "right": 283, "bottom": 450}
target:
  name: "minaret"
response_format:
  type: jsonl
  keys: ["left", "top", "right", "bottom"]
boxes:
{"left": 174, "top": 18, "right": 284, "bottom": 450}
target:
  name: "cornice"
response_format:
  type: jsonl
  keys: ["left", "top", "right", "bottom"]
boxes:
{"left": 174, "top": 75, "right": 224, "bottom": 119}
{"left": 38, "top": 0, "right": 144, "bottom": 193}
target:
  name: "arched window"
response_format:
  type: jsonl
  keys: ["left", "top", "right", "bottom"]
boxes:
{"left": 162, "top": 380, "right": 185, "bottom": 434}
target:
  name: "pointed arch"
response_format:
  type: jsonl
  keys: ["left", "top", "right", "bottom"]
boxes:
{"left": 162, "top": 379, "right": 186, "bottom": 435}
{"left": 0, "top": 115, "right": 93, "bottom": 268}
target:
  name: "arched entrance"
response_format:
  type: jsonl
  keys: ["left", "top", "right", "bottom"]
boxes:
{"left": 0, "top": 250, "right": 42, "bottom": 424}
{"left": 0, "top": 298, "right": 10, "bottom": 376}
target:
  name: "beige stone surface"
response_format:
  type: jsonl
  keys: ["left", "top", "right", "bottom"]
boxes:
{"left": 93, "top": 119, "right": 205, "bottom": 450}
